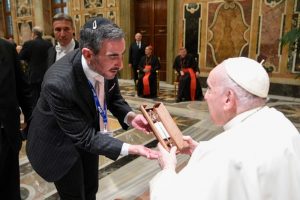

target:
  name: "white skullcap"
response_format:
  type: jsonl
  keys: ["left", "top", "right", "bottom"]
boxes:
{"left": 223, "top": 57, "right": 270, "bottom": 98}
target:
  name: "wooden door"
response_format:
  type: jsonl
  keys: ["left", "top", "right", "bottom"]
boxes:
{"left": 134, "top": 0, "right": 167, "bottom": 81}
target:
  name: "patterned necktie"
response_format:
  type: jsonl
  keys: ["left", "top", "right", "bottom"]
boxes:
{"left": 94, "top": 76, "right": 106, "bottom": 131}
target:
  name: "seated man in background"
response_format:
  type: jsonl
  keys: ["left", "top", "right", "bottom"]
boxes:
{"left": 150, "top": 57, "right": 300, "bottom": 200}
{"left": 137, "top": 45, "right": 160, "bottom": 98}
{"left": 173, "top": 47, "right": 203, "bottom": 102}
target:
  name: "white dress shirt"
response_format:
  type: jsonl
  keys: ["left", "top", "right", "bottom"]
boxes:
{"left": 55, "top": 39, "right": 76, "bottom": 61}
{"left": 81, "top": 56, "right": 130, "bottom": 156}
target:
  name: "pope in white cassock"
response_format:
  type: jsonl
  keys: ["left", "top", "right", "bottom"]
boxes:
{"left": 150, "top": 57, "right": 300, "bottom": 200}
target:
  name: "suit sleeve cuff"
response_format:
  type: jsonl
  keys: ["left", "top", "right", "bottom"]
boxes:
{"left": 124, "top": 111, "right": 135, "bottom": 126}
{"left": 121, "top": 143, "right": 130, "bottom": 156}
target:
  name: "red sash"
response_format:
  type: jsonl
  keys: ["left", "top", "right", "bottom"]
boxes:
{"left": 143, "top": 65, "right": 152, "bottom": 96}
{"left": 182, "top": 68, "right": 196, "bottom": 100}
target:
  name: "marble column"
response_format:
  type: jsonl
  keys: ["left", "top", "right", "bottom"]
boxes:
{"left": 33, "top": 0, "right": 44, "bottom": 30}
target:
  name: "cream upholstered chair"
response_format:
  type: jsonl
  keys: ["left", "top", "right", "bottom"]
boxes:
{"left": 174, "top": 71, "right": 179, "bottom": 98}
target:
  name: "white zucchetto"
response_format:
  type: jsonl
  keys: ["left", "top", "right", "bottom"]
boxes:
{"left": 223, "top": 57, "right": 270, "bottom": 98}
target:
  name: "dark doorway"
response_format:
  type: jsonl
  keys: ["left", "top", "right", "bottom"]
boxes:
{"left": 134, "top": 0, "right": 167, "bottom": 81}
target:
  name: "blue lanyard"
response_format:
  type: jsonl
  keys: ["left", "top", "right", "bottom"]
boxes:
{"left": 88, "top": 80, "right": 108, "bottom": 131}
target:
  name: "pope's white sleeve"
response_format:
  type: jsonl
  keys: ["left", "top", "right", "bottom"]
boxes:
{"left": 150, "top": 169, "right": 179, "bottom": 200}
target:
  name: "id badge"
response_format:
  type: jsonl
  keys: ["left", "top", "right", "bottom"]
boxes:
{"left": 98, "top": 130, "right": 114, "bottom": 137}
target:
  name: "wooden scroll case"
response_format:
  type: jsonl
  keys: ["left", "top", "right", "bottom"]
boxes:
{"left": 140, "top": 103, "right": 185, "bottom": 151}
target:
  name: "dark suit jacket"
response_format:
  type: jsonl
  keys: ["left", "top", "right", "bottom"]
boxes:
{"left": 19, "top": 36, "right": 52, "bottom": 84}
{"left": 0, "top": 38, "right": 31, "bottom": 152}
{"left": 47, "top": 40, "right": 79, "bottom": 69}
{"left": 26, "top": 49, "right": 132, "bottom": 182}
{"left": 128, "top": 41, "right": 146, "bottom": 68}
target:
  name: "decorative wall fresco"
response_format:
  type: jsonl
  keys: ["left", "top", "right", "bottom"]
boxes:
{"left": 258, "top": 0, "right": 285, "bottom": 72}
{"left": 84, "top": 0, "right": 103, "bottom": 8}
{"left": 291, "top": 1, "right": 300, "bottom": 73}
{"left": 18, "top": 21, "right": 32, "bottom": 43}
{"left": 16, "top": 0, "right": 32, "bottom": 17}
{"left": 207, "top": 1, "right": 250, "bottom": 67}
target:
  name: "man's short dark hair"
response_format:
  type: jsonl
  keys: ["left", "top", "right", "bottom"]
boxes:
{"left": 52, "top": 13, "right": 74, "bottom": 28}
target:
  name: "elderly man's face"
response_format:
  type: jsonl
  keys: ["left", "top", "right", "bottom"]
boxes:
{"left": 90, "top": 38, "right": 125, "bottom": 80}
{"left": 145, "top": 47, "right": 152, "bottom": 56}
{"left": 205, "top": 65, "right": 230, "bottom": 126}
{"left": 53, "top": 20, "right": 74, "bottom": 47}
{"left": 135, "top": 33, "right": 142, "bottom": 41}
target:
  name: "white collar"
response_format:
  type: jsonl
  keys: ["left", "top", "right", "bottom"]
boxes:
{"left": 81, "top": 55, "right": 104, "bottom": 88}
{"left": 57, "top": 39, "right": 75, "bottom": 52}
{"left": 223, "top": 106, "right": 265, "bottom": 131}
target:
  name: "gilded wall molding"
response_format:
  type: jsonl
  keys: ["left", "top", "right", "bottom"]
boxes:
{"left": 16, "top": 0, "right": 32, "bottom": 17}
{"left": 69, "top": 0, "right": 119, "bottom": 40}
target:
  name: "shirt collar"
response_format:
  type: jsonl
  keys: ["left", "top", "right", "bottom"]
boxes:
{"left": 81, "top": 55, "right": 104, "bottom": 87}
{"left": 223, "top": 106, "right": 265, "bottom": 131}
{"left": 57, "top": 39, "right": 75, "bottom": 52}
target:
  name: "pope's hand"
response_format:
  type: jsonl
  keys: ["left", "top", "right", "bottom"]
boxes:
{"left": 157, "top": 143, "right": 177, "bottom": 170}
{"left": 179, "top": 135, "right": 198, "bottom": 155}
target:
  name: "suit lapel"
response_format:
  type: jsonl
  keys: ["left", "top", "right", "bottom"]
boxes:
{"left": 72, "top": 50, "right": 97, "bottom": 116}
{"left": 48, "top": 47, "right": 56, "bottom": 67}
{"left": 0, "top": 40, "right": 6, "bottom": 64}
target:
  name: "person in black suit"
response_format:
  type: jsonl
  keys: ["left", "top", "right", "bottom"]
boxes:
{"left": 47, "top": 13, "right": 79, "bottom": 68}
{"left": 128, "top": 32, "right": 146, "bottom": 85}
{"left": 173, "top": 47, "right": 203, "bottom": 102}
{"left": 0, "top": 38, "right": 32, "bottom": 200}
{"left": 26, "top": 18, "right": 159, "bottom": 200}
{"left": 19, "top": 26, "right": 52, "bottom": 108}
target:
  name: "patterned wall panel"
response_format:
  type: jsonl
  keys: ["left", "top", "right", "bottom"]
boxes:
{"left": 14, "top": 0, "right": 33, "bottom": 43}
{"left": 84, "top": 0, "right": 103, "bottom": 8}
{"left": 257, "top": 0, "right": 286, "bottom": 72}
{"left": 206, "top": 1, "right": 251, "bottom": 68}
{"left": 81, "top": 0, "right": 117, "bottom": 23}
{"left": 16, "top": 0, "right": 32, "bottom": 17}
{"left": 291, "top": 0, "right": 299, "bottom": 73}
{"left": 183, "top": 3, "right": 201, "bottom": 61}
{"left": 69, "top": 0, "right": 119, "bottom": 40}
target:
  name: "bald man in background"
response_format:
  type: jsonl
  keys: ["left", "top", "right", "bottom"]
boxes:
{"left": 150, "top": 57, "right": 300, "bottom": 200}
{"left": 128, "top": 32, "right": 146, "bottom": 86}
{"left": 19, "top": 26, "right": 52, "bottom": 109}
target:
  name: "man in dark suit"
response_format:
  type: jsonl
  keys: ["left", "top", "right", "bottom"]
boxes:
{"left": 19, "top": 26, "right": 52, "bottom": 108}
{"left": 26, "top": 18, "right": 159, "bottom": 199}
{"left": 47, "top": 13, "right": 79, "bottom": 68}
{"left": 0, "top": 38, "right": 32, "bottom": 200}
{"left": 128, "top": 32, "right": 146, "bottom": 85}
